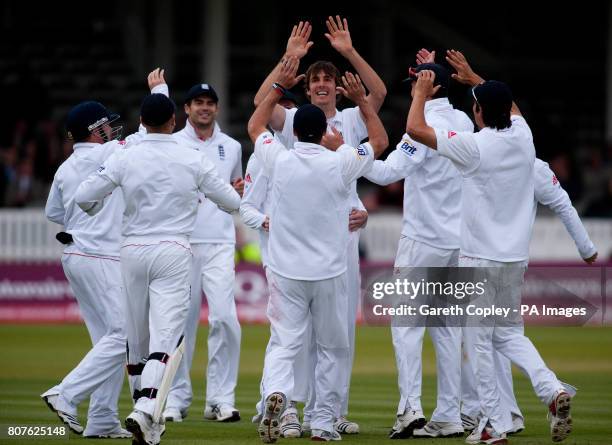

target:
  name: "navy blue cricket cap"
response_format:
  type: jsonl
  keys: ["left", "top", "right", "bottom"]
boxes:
{"left": 403, "top": 63, "right": 450, "bottom": 89}
{"left": 66, "top": 101, "right": 119, "bottom": 141}
{"left": 293, "top": 104, "right": 327, "bottom": 141}
{"left": 140, "top": 94, "right": 176, "bottom": 126}
{"left": 471, "top": 80, "right": 513, "bottom": 114}
{"left": 185, "top": 83, "right": 219, "bottom": 104}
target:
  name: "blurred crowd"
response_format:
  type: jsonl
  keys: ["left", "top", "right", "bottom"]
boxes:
{"left": 1, "top": 116, "right": 611, "bottom": 217}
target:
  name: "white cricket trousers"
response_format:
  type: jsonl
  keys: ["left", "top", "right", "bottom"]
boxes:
{"left": 460, "top": 255, "right": 564, "bottom": 434}
{"left": 51, "top": 253, "right": 126, "bottom": 433}
{"left": 392, "top": 237, "right": 462, "bottom": 423}
{"left": 121, "top": 241, "right": 191, "bottom": 417}
{"left": 167, "top": 243, "right": 240, "bottom": 411}
{"left": 262, "top": 270, "right": 349, "bottom": 433}
{"left": 299, "top": 230, "right": 360, "bottom": 421}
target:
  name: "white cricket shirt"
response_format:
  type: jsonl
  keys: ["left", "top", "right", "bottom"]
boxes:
{"left": 240, "top": 154, "right": 271, "bottom": 266}
{"left": 278, "top": 106, "right": 367, "bottom": 211}
{"left": 254, "top": 131, "right": 373, "bottom": 280}
{"left": 75, "top": 133, "right": 241, "bottom": 245}
{"left": 173, "top": 120, "right": 242, "bottom": 244}
{"left": 45, "top": 131, "right": 145, "bottom": 258}
{"left": 436, "top": 115, "right": 536, "bottom": 262}
{"left": 365, "top": 98, "right": 473, "bottom": 249}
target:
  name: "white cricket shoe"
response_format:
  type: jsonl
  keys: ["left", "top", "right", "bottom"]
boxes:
{"left": 204, "top": 404, "right": 240, "bottom": 422}
{"left": 125, "top": 410, "right": 161, "bottom": 445}
{"left": 465, "top": 426, "right": 507, "bottom": 445}
{"left": 461, "top": 413, "right": 479, "bottom": 432}
{"left": 162, "top": 407, "right": 184, "bottom": 423}
{"left": 311, "top": 429, "right": 342, "bottom": 441}
{"left": 413, "top": 420, "right": 464, "bottom": 438}
{"left": 84, "top": 427, "right": 132, "bottom": 439}
{"left": 280, "top": 411, "right": 302, "bottom": 438}
{"left": 548, "top": 390, "right": 572, "bottom": 442}
{"left": 507, "top": 414, "right": 524, "bottom": 435}
{"left": 388, "top": 409, "right": 426, "bottom": 439}
{"left": 334, "top": 416, "right": 359, "bottom": 434}
{"left": 258, "top": 392, "right": 286, "bottom": 443}
{"left": 41, "top": 389, "right": 84, "bottom": 434}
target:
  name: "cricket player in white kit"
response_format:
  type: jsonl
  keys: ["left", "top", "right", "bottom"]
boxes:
{"left": 407, "top": 52, "right": 572, "bottom": 444}
{"left": 365, "top": 62, "right": 473, "bottom": 439}
{"left": 253, "top": 18, "right": 387, "bottom": 435}
{"left": 248, "top": 58, "right": 388, "bottom": 442}
{"left": 163, "top": 83, "right": 244, "bottom": 423}
{"left": 42, "top": 100, "right": 140, "bottom": 439}
{"left": 460, "top": 156, "right": 597, "bottom": 433}
{"left": 75, "top": 93, "right": 241, "bottom": 445}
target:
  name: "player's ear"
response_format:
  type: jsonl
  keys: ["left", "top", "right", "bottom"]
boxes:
{"left": 183, "top": 103, "right": 190, "bottom": 115}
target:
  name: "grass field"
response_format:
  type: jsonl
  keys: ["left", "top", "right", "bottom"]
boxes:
{"left": 1, "top": 324, "right": 611, "bottom": 445}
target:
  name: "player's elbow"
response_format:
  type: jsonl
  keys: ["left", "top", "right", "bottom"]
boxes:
{"left": 369, "top": 134, "right": 389, "bottom": 158}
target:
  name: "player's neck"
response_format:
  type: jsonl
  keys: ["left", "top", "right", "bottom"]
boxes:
{"left": 192, "top": 121, "right": 215, "bottom": 141}
{"left": 319, "top": 103, "right": 337, "bottom": 120}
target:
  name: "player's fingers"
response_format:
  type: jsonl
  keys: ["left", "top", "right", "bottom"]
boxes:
{"left": 291, "top": 25, "right": 297, "bottom": 37}
{"left": 328, "top": 16, "right": 338, "bottom": 32}
{"left": 343, "top": 17, "right": 349, "bottom": 32}
{"left": 160, "top": 69, "right": 165, "bottom": 82}
{"left": 304, "top": 22, "right": 312, "bottom": 39}
{"left": 296, "top": 21, "right": 303, "bottom": 36}
{"left": 324, "top": 33, "right": 333, "bottom": 43}
{"left": 295, "top": 74, "right": 306, "bottom": 84}
{"left": 306, "top": 41, "right": 314, "bottom": 50}
{"left": 336, "top": 15, "right": 343, "bottom": 30}
{"left": 432, "top": 85, "right": 441, "bottom": 95}
{"left": 336, "top": 86, "right": 348, "bottom": 97}
{"left": 325, "top": 18, "right": 334, "bottom": 34}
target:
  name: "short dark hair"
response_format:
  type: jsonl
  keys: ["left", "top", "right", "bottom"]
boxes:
{"left": 475, "top": 102, "right": 511, "bottom": 130}
{"left": 304, "top": 61, "right": 341, "bottom": 92}
{"left": 472, "top": 81, "right": 513, "bottom": 130}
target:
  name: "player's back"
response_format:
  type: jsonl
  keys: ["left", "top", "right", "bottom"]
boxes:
{"left": 267, "top": 143, "right": 351, "bottom": 281}
{"left": 112, "top": 134, "right": 212, "bottom": 239}
{"left": 464, "top": 115, "right": 536, "bottom": 261}
{"left": 48, "top": 141, "right": 123, "bottom": 257}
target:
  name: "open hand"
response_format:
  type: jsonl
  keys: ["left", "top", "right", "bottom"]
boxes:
{"left": 445, "top": 50, "right": 482, "bottom": 86}
{"left": 321, "top": 127, "right": 344, "bottom": 151}
{"left": 231, "top": 178, "right": 244, "bottom": 197}
{"left": 416, "top": 48, "right": 435, "bottom": 65}
{"left": 336, "top": 72, "right": 367, "bottom": 105}
{"left": 285, "top": 21, "right": 314, "bottom": 59}
{"left": 147, "top": 68, "right": 166, "bottom": 90}
{"left": 277, "top": 56, "right": 304, "bottom": 89}
{"left": 325, "top": 16, "right": 353, "bottom": 56}
{"left": 349, "top": 209, "right": 368, "bottom": 231}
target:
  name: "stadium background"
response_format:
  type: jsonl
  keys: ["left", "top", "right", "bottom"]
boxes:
{"left": 0, "top": 2, "right": 611, "bottom": 443}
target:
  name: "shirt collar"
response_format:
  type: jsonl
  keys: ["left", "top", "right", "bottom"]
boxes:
{"left": 294, "top": 141, "right": 327, "bottom": 153}
{"left": 184, "top": 119, "right": 221, "bottom": 142}
{"left": 72, "top": 142, "right": 99, "bottom": 152}
{"left": 327, "top": 109, "right": 342, "bottom": 127}
{"left": 143, "top": 133, "right": 177, "bottom": 142}
{"left": 424, "top": 97, "right": 452, "bottom": 114}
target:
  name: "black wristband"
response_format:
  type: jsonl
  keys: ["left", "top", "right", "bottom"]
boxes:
{"left": 272, "top": 82, "right": 287, "bottom": 97}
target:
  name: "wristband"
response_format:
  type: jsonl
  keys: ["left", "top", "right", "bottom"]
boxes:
{"left": 272, "top": 82, "right": 287, "bottom": 97}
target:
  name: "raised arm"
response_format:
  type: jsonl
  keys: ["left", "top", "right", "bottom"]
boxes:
{"left": 325, "top": 16, "right": 387, "bottom": 112}
{"left": 406, "top": 70, "right": 440, "bottom": 148}
{"left": 253, "top": 22, "right": 313, "bottom": 130}
{"left": 337, "top": 72, "right": 388, "bottom": 157}
{"left": 248, "top": 57, "right": 300, "bottom": 143}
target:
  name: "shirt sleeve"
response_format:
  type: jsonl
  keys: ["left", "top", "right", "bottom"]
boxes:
{"left": 75, "top": 152, "right": 123, "bottom": 216}
{"left": 534, "top": 159, "right": 596, "bottom": 259}
{"left": 435, "top": 128, "right": 480, "bottom": 174}
{"left": 277, "top": 107, "right": 297, "bottom": 148}
{"left": 365, "top": 134, "right": 428, "bottom": 185}
{"left": 230, "top": 141, "right": 243, "bottom": 181}
{"left": 254, "top": 131, "right": 286, "bottom": 176}
{"left": 240, "top": 158, "right": 268, "bottom": 230}
{"left": 338, "top": 142, "right": 375, "bottom": 186}
{"left": 197, "top": 155, "right": 241, "bottom": 213}
{"left": 45, "top": 177, "right": 65, "bottom": 225}
{"left": 348, "top": 106, "right": 368, "bottom": 142}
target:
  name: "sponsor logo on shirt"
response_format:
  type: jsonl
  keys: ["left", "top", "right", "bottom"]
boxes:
{"left": 356, "top": 144, "right": 369, "bottom": 157}
{"left": 263, "top": 138, "right": 273, "bottom": 145}
{"left": 552, "top": 174, "right": 559, "bottom": 186}
{"left": 448, "top": 131, "right": 457, "bottom": 139}
{"left": 97, "top": 165, "right": 106, "bottom": 173}
{"left": 118, "top": 140, "right": 126, "bottom": 146}
{"left": 218, "top": 144, "right": 225, "bottom": 160}
{"left": 245, "top": 173, "right": 252, "bottom": 183}
{"left": 400, "top": 140, "right": 417, "bottom": 156}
